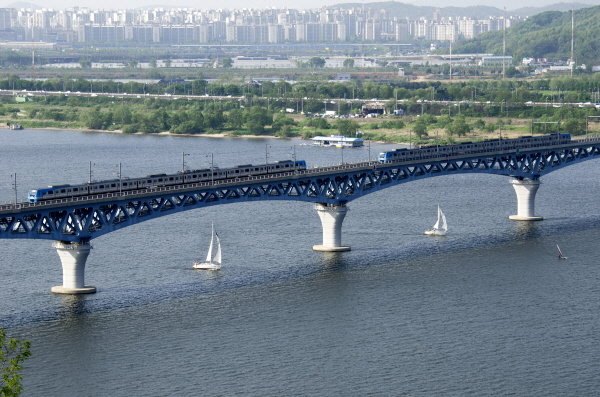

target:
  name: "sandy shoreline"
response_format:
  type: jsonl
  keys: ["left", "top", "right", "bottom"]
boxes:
{"left": 22, "top": 125, "right": 291, "bottom": 140}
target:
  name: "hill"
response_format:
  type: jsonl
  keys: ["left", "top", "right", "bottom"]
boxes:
{"left": 331, "top": 1, "right": 593, "bottom": 19}
{"left": 454, "top": 5, "right": 600, "bottom": 66}
{"left": 512, "top": 2, "right": 593, "bottom": 17}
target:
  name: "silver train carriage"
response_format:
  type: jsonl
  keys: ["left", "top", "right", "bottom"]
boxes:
{"left": 378, "top": 133, "right": 572, "bottom": 163}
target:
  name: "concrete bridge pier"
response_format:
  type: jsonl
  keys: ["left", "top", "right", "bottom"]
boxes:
{"left": 313, "top": 203, "right": 351, "bottom": 252}
{"left": 509, "top": 178, "right": 543, "bottom": 221}
{"left": 51, "top": 241, "right": 97, "bottom": 294}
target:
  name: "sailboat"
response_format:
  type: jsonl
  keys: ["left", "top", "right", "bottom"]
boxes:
{"left": 556, "top": 244, "right": 567, "bottom": 260}
{"left": 193, "top": 223, "right": 222, "bottom": 270}
{"left": 425, "top": 205, "right": 448, "bottom": 236}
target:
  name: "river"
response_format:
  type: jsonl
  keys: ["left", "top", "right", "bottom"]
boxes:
{"left": 1, "top": 129, "right": 600, "bottom": 396}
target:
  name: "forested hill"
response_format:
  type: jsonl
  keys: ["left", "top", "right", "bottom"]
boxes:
{"left": 455, "top": 6, "right": 600, "bottom": 66}
{"left": 332, "top": 1, "right": 592, "bottom": 19}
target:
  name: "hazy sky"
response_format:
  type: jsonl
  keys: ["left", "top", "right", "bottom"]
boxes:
{"left": 4, "top": 0, "right": 599, "bottom": 10}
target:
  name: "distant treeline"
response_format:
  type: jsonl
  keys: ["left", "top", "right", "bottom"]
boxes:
{"left": 3, "top": 74, "right": 600, "bottom": 104}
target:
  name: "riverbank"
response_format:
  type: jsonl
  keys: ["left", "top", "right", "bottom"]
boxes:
{"left": 1, "top": 116, "right": 548, "bottom": 146}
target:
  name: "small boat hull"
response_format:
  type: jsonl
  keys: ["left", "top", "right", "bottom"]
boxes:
{"left": 425, "top": 229, "right": 446, "bottom": 236}
{"left": 193, "top": 262, "right": 221, "bottom": 270}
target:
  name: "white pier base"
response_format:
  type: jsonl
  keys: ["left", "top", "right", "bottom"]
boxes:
{"left": 509, "top": 178, "right": 543, "bottom": 221}
{"left": 51, "top": 241, "right": 96, "bottom": 294}
{"left": 312, "top": 203, "right": 351, "bottom": 252}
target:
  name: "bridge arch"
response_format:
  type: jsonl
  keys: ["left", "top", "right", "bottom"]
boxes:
{"left": 2, "top": 137, "right": 600, "bottom": 293}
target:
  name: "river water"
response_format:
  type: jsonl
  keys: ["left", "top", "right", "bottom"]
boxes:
{"left": 2, "top": 129, "right": 600, "bottom": 396}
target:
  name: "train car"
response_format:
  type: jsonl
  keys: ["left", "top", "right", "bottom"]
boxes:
{"left": 182, "top": 168, "right": 227, "bottom": 184}
{"left": 27, "top": 160, "right": 309, "bottom": 203}
{"left": 378, "top": 134, "right": 572, "bottom": 164}
{"left": 27, "top": 185, "right": 73, "bottom": 202}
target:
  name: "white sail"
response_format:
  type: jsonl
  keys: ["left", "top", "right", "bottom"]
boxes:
{"left": 439, "top": 207, "right": 448, "bottom": 232}
{"left": 432, "top": 205, "right": 442, "bottom": 230}
{"left": 193, "top": 222, "right": 221, "bottom": 270}
{"left": 425, "top": 204, "right": 447, "bottom": 236}
{"left": 205, "top": 223, "right": 214, "bottom": 262}
{"left": 213, "top": 233, "right": 222, "bottom": 264}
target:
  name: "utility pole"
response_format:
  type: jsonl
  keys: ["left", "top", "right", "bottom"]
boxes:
{"left": 117, "top": 163, "right": 122, "bottom": 195}
{"left": 182, "top": 152, "right": 189, "bottom": 173}
{"left": 89, "top": 161, "right": 93, "bottom": 184}
{"left": 11, "top": 173, "right": 17, "bottom": 204}
{"left": 265, "top": 144, "right": 270, "bottom": 165}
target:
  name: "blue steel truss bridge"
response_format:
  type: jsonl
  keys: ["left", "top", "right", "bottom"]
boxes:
{"left": 2, "top": 136, "right": 600, "bottom": 293}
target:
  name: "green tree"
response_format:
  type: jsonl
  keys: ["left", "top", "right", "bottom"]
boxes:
{"left": 245, "top": 106, "right": 271, "bottom": 134}
{"left": 226, "top": 108, "right": 244, "bottom": 130}
{"left": 113, "top": 106, "right": 133, "bottom": 125}
{"left": 271, "top": 114, "right": 296, "bottom": 132}
{"left": 335, "top": 119, "right": 360, "bottom": 136}
{"left": 309, "top": 57, "right": 326, "bottom": 68}
{"left": 447, "top": 117, "right": 472, "bottom": 136}
{"left": 473, "top": 119, "right": 486, "bottom": 130}
{"left": 275, "top": 125, "right": 295, "bottom": 137}
{"left": 305, "top": 117, "right": 330, "bottom": 130}
{"left": 343, "top": 58, "right": 355, "bottom": 68}
{"left": 562, "top": 118, "right": 586, "bottom": 135}
{"left": 413, "top": 120, "right": 428, "bottom": 138}
{"left": 221, "top": 58, "right": 233, "bottom": 68}
{"left": 81, "top": 108, "right": 111, "bottom": 130}
{"left": 1, "top": 328, "right": 31, "bottom": 397}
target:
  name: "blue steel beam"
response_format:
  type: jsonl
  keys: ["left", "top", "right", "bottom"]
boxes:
{"left": 1, "top": 138, "right": 600, "bottom": 242}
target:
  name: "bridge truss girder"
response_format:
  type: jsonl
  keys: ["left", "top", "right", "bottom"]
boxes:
{"left": 1, "top": 141, "right": 599, "bottom": 242}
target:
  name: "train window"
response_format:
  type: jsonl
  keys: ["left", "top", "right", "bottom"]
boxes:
{"left": 169, "top": 177, "right": 173, "bottom": 181}
{"left": 158, "top": 179, "right": 163, "bottom": 182}
{"left": 73, "top": 188, "right": 78, "bottom": 192}
{"left": 48, "top": 191, "right": 53, "bottom": 194}
{"left": 111, "top": 184, "right": 116, "bottom": 187}
{"left": 147, "top": 180, "right": 151, "bottom": 183}
{"left": 60, "top": 189, "right": 66, "bottom": 193}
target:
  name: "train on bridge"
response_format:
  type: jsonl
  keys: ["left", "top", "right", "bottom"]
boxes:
{"left": 27, "top": 160, "right": 307, "bottom": 203}
{"left": 26, "top": 134, "right": 573, "bottom": 204}
{"left": 378, "top": 133, "right": 572, "bottom": 163}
